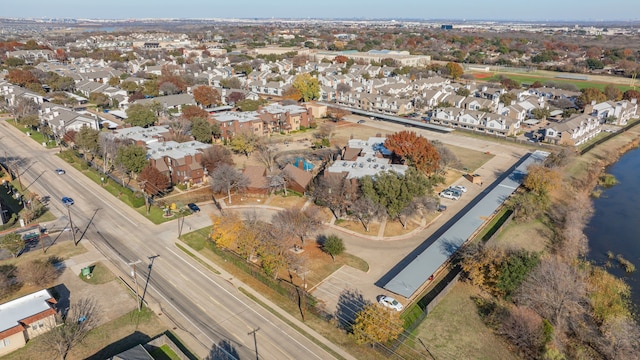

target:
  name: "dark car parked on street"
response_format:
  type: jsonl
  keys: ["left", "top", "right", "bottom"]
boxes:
{"left": 187, "top": 203, "right": 200, "bottom": 212}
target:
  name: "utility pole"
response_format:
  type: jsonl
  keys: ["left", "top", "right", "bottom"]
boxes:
{"left": 248, "top": 327, "right": 260, "bottom": 360}
{"left": 66, "top": 203, "right": 77, "bottom": 246}
{"left": 127, "top": 260, "right": 143, "bottom": 312}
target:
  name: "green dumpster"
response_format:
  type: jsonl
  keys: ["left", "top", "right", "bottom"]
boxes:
{"left": 81, "top": 266, "right": 92, "bottom": 278}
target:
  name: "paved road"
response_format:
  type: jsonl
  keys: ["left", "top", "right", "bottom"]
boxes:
{"left": 0, "top": 121, "right": 344, "bottom": 360}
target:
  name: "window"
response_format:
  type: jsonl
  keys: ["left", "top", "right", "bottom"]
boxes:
{"left": 0, "top": 338, "right": 10, "bottom": 347}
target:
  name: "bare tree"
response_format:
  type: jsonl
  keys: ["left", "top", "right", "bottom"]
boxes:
{"left": 98, "top": 133, "right": 118, "bottom": 174}
{"left": 41, "top": 297, "right": 101, "bottom": 360}
{"left": 315, "top": 121, "right": 335, "bottom": 140}
{"left": 255, "top": 139, "right": 278, "bottom": 172}
{"left": 500, "top": 306, "right": 545, "bottom": 359}
{"left": 516, "top": 257, "right": 586, "bottom": 327}
{"left": 336, "top": 83, "right": 351, "bottom": 94}
{"left": 209, "top": 164, "right": 249, "bottom": 203}
{"left": 312, "top": 174, "right": 356, "bottom": 219}
{"left": 350, "top": 197, "right": 385, "bottom": 232}
{"left": 200, "top": 145, "right": 234, "bottom": 173}
{"left": 10, "top": 97, "right": 39, "bottom": 123}
{"left": 432, "top": 140, "right": 461, "bottom": 171}
{"left": 19, "top": 259, "right": 60, "bottom": 287}
{"left": 271, "top": 208, "right": 322, "bottom": 245}
{"left": 598, "top": 317, "right": 640, "bottom": 360}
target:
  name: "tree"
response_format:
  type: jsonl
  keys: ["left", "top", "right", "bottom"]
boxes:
{"left": 5, "top": 57, "right": 25, "bottom": 67}
{"left": 138, "top": 165, "right": 170, "bottom": 196}
{"left": 98, "top": 133, "right": 118, "bottom": 174}
{"left": 11, "top": 97, "right": 39, "bottom": 123}
{"left": 220, "top": 77, "right": 242, "bottom": 89}
{"left": 351, "top": 303, "right": 404, "bottom": 346}
{"left": 255, "top": 140, "right": 278, "bottom": 172}
{"left": 49, "top": 76, "right": 76, "bottom": 92}
{"left": 282, "top": 86, "right": 302, "bottom": 101}
{"left": 384, "top": 131, "right": 440, "bottom": 175}
{"left": 604, "top": 84, "right": 622, "bottom": 101}
{"left": 350, "top": 197, "right": 385, "bottom": 232}
{"left": 577, "top": 88, "right": 607, "bottom": 108}
{"left": 500, "top": 93, "right": 517, "bottom": 106}
{"left": 292, "top": 73, "right": 320, "bottom": 102}
{"left": 115, "top": 144, "right": 148, "bottom": 180}
{"left": 89, "top": 92, "right": 110, "bottom": 109}
{"left": 623, "top": 89, "right": 640, "bottom": 101}
{"left": 6, "top": 68, "right": 39, "bottom": 87}
{"left": 41, "top": 297, "right": 101, "bottom": 360}
{"left": 429, "top": 141, "right": 459, "bottom": 171}
{"left": 229, "top": 130, "right": 259, "bottom": 157}
{"left": 271, "top": 208, "right": 321, "bottom": 245}
{"left": 312, "top": 174, "right": 357, "bottom": 219}
{"left": 181, "top": 105, "right": 209, "bottom": 120}
{"left": 19, "top": 259, "right": 59, "bottom": 287}
{"left": 523, "top": 165, "right": 561, "bottom": 196}
{"left": 193, "top": 85, "right": 221, "bottom": 108}
{"left": 210, "top": 213, "right": 243, "bottom": 249}
{"left": 226, "top": 91, "right": 246, "bottom": 104}
{"left": 516, "top": 257, "right": 586, "bottom": 326}
{"left": 336, "top": 83, "right": 351, "bottom": 94}
{"left": 0, "top": 233, "right": 23, "bottom": 258}
{"left": 209, "top": 164, "right": 249, "bottom": 203}
{"left": 360, "top": 168, "right": 432, "bottom": 221}
{"left": 445, "top": 62, "right": 464, "bottom": 80}
{"left": 236, "top": 99, "right": 265, "bottom": 112}
{"left": 126, "top": 104, "right": 157, "bottom": 128}
{"left": 200, "top": 145, "right": 234, "bottom": 173}
{"left": 0, "top": 264, "right": 19, "bottom": 300}
{"left": 191, "top": 117, "right": 214, "bottom": 143}
{"left": 75, "top": 126, "right": 100, "bottom": 161}
{"left": 322, "top": 235, "right": 345, "bottom": 261}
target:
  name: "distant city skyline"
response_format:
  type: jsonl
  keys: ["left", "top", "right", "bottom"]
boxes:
{"left": 3, "top": 0, "right": 639, "bottom": 22}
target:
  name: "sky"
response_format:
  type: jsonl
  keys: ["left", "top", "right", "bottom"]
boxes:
{"left": 3, "top": 0, "right": 639, "bottom": 21}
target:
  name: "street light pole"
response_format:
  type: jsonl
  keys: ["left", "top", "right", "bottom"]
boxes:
{"left": 127, "top": 260, "right": 142, "bottom": 312}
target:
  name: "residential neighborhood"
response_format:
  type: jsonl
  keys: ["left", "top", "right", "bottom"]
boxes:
{"left": 1, "top": 12, "right": 640, "bottom": 360}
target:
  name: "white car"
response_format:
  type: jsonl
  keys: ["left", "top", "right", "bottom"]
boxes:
{"left": 378, "top": 295, "right": 404, "bottom": 311}
{"left": 450, "top": 185, "right": 467, "bottom": 193}
{"left": 439, "top": 190, "right": 460, "bottom": 200}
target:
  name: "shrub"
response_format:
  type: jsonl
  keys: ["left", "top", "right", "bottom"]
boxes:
{"left": 128, "top": 193, "right": 145, "bottom": 208}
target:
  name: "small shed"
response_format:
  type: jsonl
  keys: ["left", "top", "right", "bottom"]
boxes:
{"left": 464, "top": 173, "right": 483, "bottom": 185}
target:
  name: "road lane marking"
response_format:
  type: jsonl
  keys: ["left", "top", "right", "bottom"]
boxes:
{"left": 165, "top": 246, "right": 325, "bottom": 360}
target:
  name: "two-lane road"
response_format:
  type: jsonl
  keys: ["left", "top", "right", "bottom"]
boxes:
{"left": 0, "top": 126, "right": 343, "bottom": 359}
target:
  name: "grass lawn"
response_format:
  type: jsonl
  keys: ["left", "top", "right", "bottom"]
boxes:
{"left": 481, "top": 72, "right": 633, "bottom": 92}
{"left": 79, "top": 261, "right": 117, "bottom": 285}
{"left": 399, "top": 282, "right": 518, "bottom": 360}
{"left": 383, "top": 218, "right": 419, "bottom": 238}
{"left": 1, "top": 241, "right": 87, "bottom": 302}
{"left": 489, "top": 218, "right": 551, "bottom": 253}
{"left": 446, "top": 144, "right": 495, "bottom": 172}
{"left": 149, "top": 344, "right": 181, "bottom": 360}
{"left": 7, "top": 120, "right": 57, "bottom": 149}
{"left": 334, "top": 218, "right": 380, "bottom": 236}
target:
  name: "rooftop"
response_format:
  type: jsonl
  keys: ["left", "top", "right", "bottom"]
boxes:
{"left": 0, "top": 289, "right": 54, "bottom": 332}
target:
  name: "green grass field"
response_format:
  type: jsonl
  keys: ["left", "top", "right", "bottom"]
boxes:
{"left": 481, "top": 73, "right": 634, "bottom": 92}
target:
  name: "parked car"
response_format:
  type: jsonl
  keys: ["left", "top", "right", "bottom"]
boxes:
{"left": 378, "top": 295, "right": 404, "bottom": 311}
{"left": 450, "top": 185, "right": 467, "bottom": 193}
{"left": 61, "top": 197, "right": 74, "bottom": 206}
{"left": 187, "top": 203, "right": 200, "bottom": 212}
{"left": 437, "top": 204, "right": 447, "bottom": 212}
{"left": 439, "top": 190, "right": 460, "bottom": 200}
{"left": 357, "top": 120, "right": 366, "bottom": 124}
{"left": 55, "top": 169, "right": 66, "bottom": 175}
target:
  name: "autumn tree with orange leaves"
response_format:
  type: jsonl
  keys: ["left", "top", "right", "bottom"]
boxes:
{"left": 193, "top": 85, "right": 221, "bottom": 108}
{"left": 210, "top": 213, "right": 243, "bottom": 249}
{"left": 181, "top": 105, "right": 209, "bottom": 120}
{"left": 384, "top": 131, "right": 440, "bottom": 175}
